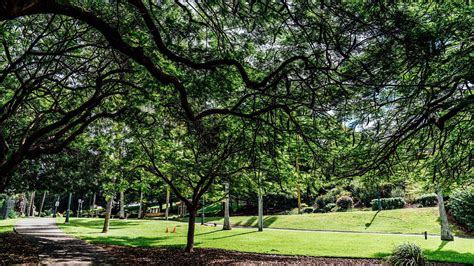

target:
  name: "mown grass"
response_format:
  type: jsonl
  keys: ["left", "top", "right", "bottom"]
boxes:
{"left": 0, "top": 218, "right": 17, "bottom": 233}
{"left": 58, "top": 218, "right": 474, "bottom": 263}
{"left": 190, "top": 208, "right": 456, "bottom": 235}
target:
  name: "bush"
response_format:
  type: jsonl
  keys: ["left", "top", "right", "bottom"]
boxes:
{"left": 300, "top": 203, "right": 308, "bottom": 208}
{"left": 371, "top": 197, "right": 405, "bottom": 211}
{"left": 387, "top": 242, "right": 425, "bottom": 266}
{"left": 302, "top": 207, "right": 313, "bottom": 214}
{"left": 415, "top": 193, "right": 437, "bottom": 207}
{"left": 8, "top": 210, "right": 17, "bottom": 219}
{"left": 324, "top": 203, "right": 337, "bottom": 212}
{"left": 448, "top": 189, "right": 474, "bottom": 232}
{"left": 336, "top": 196, "right": 353, "bottom": 210}
{"left": 390, "top": 187, "right": 406, "bottom": 198}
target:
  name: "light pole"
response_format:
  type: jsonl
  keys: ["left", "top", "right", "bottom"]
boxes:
{"left": 223, "top": 182, "right": 231, "bottom": 230}
{"left": 77, "top": 199, "right": 84, "bottom": 218}
{"left": 201, "top": 195, "right": 205, "bottom": 225}
{"left": 65, "top": 192, "right": 72, "bottom": 224}
{"left": 53, "top": 196, "right": 60, "bottom": 218}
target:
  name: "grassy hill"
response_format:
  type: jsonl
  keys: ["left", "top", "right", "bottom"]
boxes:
{"left": 59, "top": 218, "right": 474, "bottom": 264}
{"left": 191, "top": 207, "right": 458, "bottom": 235}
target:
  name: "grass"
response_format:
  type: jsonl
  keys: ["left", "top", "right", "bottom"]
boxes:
{"left": 190, "top": 208, "right": 459, "bottom": 235}
{"left": 58, "top": 218, "right": 474, "bottom": 264}
{"left": 0, "top": 218, "right": 17, "bottom": 233}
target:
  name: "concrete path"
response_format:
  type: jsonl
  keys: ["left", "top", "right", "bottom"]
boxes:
{"left": 15, "top": 218, "right": 117, "bottom": 265}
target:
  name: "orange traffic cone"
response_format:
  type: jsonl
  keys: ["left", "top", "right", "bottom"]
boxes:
{"left": 165, "top": 227, "right": 169, "bottom": 233}
{"left": 172, "top": 227, "right": 176, "bottom": 233}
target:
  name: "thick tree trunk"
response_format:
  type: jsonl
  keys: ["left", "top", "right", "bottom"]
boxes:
{"left": 102, "top": 196, "right": 113, "bottom": 233}
{"left": 119, "top": 191, "right": 125, "bottom": 219}
{"left": 165, "top": 187, "right": 170, "bottom": 220}
{"left": 258, "top": 192, "right": 263, "bottom": 231}
{"left": 185, "top": 207, "right": 197, "bottom": 252}
{"left": 39, "top": 191, "right": 47, "bottom": 215}
{"left": 436, "top": 189, "right": 454, "bottom": 241}
{"left": 138, "top": 189, "right": 143, "bottom": 219}
{"left": 223, "top": 182, "right": 231, "bottom": 230}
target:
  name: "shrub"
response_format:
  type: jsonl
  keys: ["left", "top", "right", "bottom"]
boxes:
{"left": 387, "top": 242, "right": 426, "bottom": 266}
{"left": 302, "top": 207, "right": 313, "bottom": 214}
{"left": 415, "top": 193, "right": 437, "bottom": 207}
{"left": 300, "top": 203, "right": 309, "bottom": 208}
{"left": 324, "top": 203, "right": 337, "bottom": 212}
{"left": 390, "top": 187, "right": 406, "bottom": 198}
{"left": 336, "top": 196, "right": 353, "bottom": 210}
{"left": 8, "top": 210, "right": 17, "bottom": 219}
{"left": 448, "top": 189, "right": 474, "bottom": 232}
{"left": 371, "top": 197, "right": 405, "bottom": 211}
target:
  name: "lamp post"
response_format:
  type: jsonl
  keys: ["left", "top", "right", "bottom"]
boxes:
{"left": 65, "top": 192, "right": 72, "bottom": 224}
{"left": 77, "top": 199, "right": 84, "bottom": 217}
{"left": 201, "top": 196, "right": 205, "bottom": 225}
{"left": 223, "top": 182, "right": 231, "bottom": 230}
{"left": 53, "top": 196, "right": 60, "bottom": 218}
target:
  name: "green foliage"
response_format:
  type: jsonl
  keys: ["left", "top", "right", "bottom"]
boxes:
{"left": 302, "top": 207, "right": 313, "bottom": 214}
{"left": 387, "top": 242, "right": 426, "bottom": 266}
{"left": 390, "top": 187, "right": 406, "bottom": 199}
{"left": 324, "top": 203, "right": 337, "bottom": 212}
{"left": 371, "top": 198, "right": 406, "bottom": 211}
{"left": 415, "top": 194, "right": 438, "bottom": 207}
{"left": 448, "top": 189, "right": 474, "bottom": 232}
{"left": 336, "top": 196, "right": 353, "bottom": 210}
{"left": 7, "top": 210, "right": 17, "bottom": 219}
{"left": 315, "top": 188, "right": 350, "bottom": 209}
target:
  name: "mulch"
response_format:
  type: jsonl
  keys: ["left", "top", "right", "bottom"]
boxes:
{"left": 100, "top": 245, "right": 383, "bottom": 265}
{"left": 0, "top": 233, "right": 39, "bottom": 264}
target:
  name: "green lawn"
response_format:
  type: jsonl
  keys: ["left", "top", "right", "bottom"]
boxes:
{"left": 0, "top": 218, "right": 17, "bottom": 233}
{"left": 192, "top": 208, "right": 458, "bottom": 235}
{"left": 59, "top": 218, "right": 474, "bottom": 263}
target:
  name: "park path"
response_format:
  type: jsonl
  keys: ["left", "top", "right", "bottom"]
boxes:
{"left": 15, "top": 217, "right": 117, "bottom": 265}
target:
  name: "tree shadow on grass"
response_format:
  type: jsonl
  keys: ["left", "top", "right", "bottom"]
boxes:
{"left": 82, "top": 235, "right": 186, "bottom": 248}
{"left": 208, "top": 230, "right": 257, "bottom": 240}
{"left": 365, "top": 211, "right": 380, "bottom": 229}
{"left": 234, "top": 216, "right": 257, "bottom": 227}
{"left": 61, "top": 218, "right": 143, "bottom": 230}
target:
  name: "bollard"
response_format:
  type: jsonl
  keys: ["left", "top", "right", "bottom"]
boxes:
{"left": 424, "top": 231, "right": 427, "bottom": 240}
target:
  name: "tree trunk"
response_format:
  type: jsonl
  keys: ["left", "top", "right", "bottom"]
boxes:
{"left": 223, "top": 182, "right": 231, "bottom": 230}
{"left": 258, "top": 192, "right": 263, "bottom": 231}
{"left": 185, "top": 207, "right": 197, "bottom": 252}
{"left": 29, "top": 191, "right": 35, "bottom": 217}
{"left": 436, "top": 189, "right": 454, "bottom": 241}
{"left": 119, "top": 191, "right": 125, "bottom": 219}
{"left": 138, "top": 189, "right": 143, "bottom": 219}
{"left": 39, "top": 191, "right": 47, "bottom": 215}
{"left": 165, "top": 187, "right": 170, "bottom": 220}
{"left": 102, "top": 196, "right": 113, "bottom": 233}
{"left": 91, "top": 193, "right": 96, "bottom": 218}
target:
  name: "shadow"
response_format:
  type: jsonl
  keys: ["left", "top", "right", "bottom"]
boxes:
{"left": 435, "top": 240, "right": 449, "bottom": 252}
{"left": 365, "top": 211, "right": 381, "bottom": 229}
{"left": 263, "top": 216, "right": 278, "bottom": 227}
{"left": 235, "top": 216, "right": 257, "bottom": 227}
{"left": 209, "top": 230, "right": 257, "bottom": 240}
{"left": 60, "top": 218, "right": 143, "bottom": 230}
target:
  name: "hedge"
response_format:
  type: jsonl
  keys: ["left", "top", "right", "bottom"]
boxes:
{"left": 448, "top": 190, "right": 474, "bottom": 232}
{"left": 415, "top": 193, "right": 437, "bottom": 207}
{"left": 371, "top": 197, "right": 406, "bottom": 211}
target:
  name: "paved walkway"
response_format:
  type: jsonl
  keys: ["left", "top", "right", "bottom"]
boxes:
{"left": 15, "top": 218, "right": 117, "bottom": 265}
